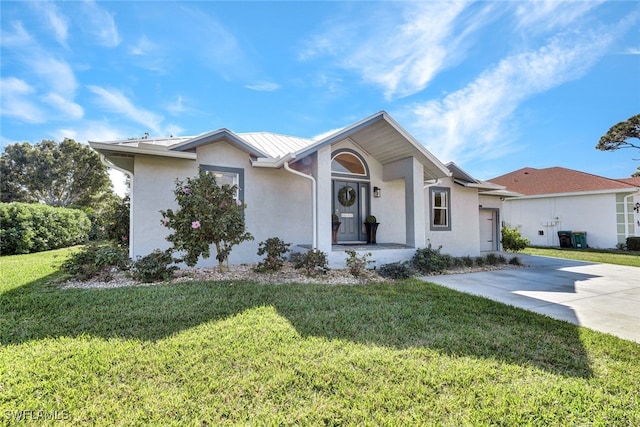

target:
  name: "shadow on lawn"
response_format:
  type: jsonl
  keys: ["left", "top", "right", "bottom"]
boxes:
{"left": 1, "top": 276, "right": 596, "bottom": 378}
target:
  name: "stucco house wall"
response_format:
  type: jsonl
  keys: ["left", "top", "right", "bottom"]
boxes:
{"left": 502, "top": 193, "right": 619, "bottom": 249}
{"left": 424, "top": 178, "right": 482, "bottom": 257}
{"left": 131, "top": 156, "right": 195, "bottom": 259}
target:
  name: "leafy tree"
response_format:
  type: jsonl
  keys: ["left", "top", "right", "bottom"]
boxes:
{"left": 596, "top": 114, "right": 640, "bottom": 177}
{"left": 160, "top": 171, "right": 253, "bottom": 270}
{"left": 0, "top": 138, "right": 112, "bottom": 207}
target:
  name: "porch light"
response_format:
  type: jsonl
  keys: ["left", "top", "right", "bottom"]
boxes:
{"left": 373, "top": 186, "right": 381, "bottom": 198}
{"left": 634, "top": 202, "right": 640, "bottom": 213}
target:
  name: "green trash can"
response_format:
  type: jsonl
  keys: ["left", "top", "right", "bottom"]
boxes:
{"left": 572, "top": 231, "right": 587, "bottom": 249}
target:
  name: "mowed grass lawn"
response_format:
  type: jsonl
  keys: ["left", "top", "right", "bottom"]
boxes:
{"left": 522, "top": 246, "right": 640, "bottom": 267}
{"left": 1, "top": 249, "right": 639, "bottom": 425}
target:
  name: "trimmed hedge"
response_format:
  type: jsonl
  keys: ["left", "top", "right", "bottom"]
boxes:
{"left": 0, "top": 202, "right": 91, "bottom": 255}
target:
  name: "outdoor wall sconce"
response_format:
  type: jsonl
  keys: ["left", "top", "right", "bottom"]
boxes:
{"left": 634, "top": 202, "right": 640, "bottom": 213}
{"left": 373, "top": 186, "right": 381, "bottom": 198}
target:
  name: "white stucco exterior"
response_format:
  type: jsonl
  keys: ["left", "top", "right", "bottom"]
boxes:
{"left": 501, "top": 191, "right": 640, "bottom": 249}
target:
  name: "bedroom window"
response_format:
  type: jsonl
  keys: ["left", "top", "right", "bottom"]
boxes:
{"left": 200, "top": 165, "right": 244, "bottom": 200}
{"left": 430, "top": 187, "right": 451, "bottom": 231}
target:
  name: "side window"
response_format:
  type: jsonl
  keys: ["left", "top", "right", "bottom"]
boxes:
{"left": 430, "top": 187, "right": 451, "bottom": 231}
{"left": 200, "top": 165, "right": 244, "bottom": 200}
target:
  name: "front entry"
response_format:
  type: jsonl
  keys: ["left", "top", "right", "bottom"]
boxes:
{"left": 333, "top": 180, "right": 369, "bottom": 243}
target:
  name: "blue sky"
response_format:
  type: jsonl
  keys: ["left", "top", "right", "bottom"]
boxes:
{"left": 2, "top": 1, "right": 639, "bottom": 189}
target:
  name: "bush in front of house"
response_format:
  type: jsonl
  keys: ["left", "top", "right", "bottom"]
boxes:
{"left": 160, "top": 171, "right": 253, "bottom": 271}
{"left": 378, "top": 261, "right": 415, "bottom": 280}
{"left": 290, "top": 250, "right": 329, "bottom": 277}
{"left": 255, "top": 237, "right": 291, "bottom": 273}
{"left": 412, "top": 242, "right": 453, "bottom": 274}
{"left": 61, "top": 243, "right": 130, "bottom": 281}
{"left": 0, "top": 202, "right": 91, "bottom": 255}
{"left": 626, "top": 237, "right": 640, "bottom": 251}
{"left": 501, "top": 226, "right": 530, "bottom": 252}
{"left": 345, "top": 250, "right": 373, "bottom": 278}
{"left": 130, "top": 249, "right": 177, "bottom": 283}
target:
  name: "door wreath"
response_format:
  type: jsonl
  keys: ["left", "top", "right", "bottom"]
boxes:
{"left": 338, "top": 186, "right": 357, "bottom": 207}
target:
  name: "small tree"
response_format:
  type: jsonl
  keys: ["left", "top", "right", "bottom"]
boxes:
{"left": 160, "top": 171, "right": 253, "bottom": 270}
{"left": 596, "top": 114, "right": 640, "bottom": 177}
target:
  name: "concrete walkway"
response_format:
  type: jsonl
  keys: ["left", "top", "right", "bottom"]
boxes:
{"left": 423, "top": 254, "right": 640, "bottom": 344}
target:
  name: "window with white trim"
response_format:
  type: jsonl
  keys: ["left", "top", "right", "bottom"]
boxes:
{"left": 430, "top": 187, "right": 451, "bottom": 231}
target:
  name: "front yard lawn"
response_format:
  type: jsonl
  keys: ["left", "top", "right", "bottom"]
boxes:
{"left": 1, "top": 248, "right": 639, "bottom": 425}
{"left": 522, "top": 246, "right": 640, "bottom": 267}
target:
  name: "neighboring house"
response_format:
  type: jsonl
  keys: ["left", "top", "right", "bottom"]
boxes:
{"left": 90, "top": 111, "right": 505, "bottom": 268}
{"left": 489, "top": 167, "right": 640, "bottom": 249}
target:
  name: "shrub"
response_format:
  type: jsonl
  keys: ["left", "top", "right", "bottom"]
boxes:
{"left": 61, "top": 244, "right": 130, "bottom": 281}
{"left": 103, "top": 195, "right": 131, "bottom": 248}
{"left": 509, "top": 256, "right": 523, "bottom": 266}
{"left": 130, "top": 249, "right": 177, "bottom": 283}
{"left": 255, "top": 237, "right": 291, "bottom": 273}
{"left": 291, "top": 250, "right": 329, "bottom": 277}
{"left": 626, "top": 237, "right": 640, "bottom": 251}
{"left": 484, "top": 253, "right": 500, "bottom": 266}
{"left": 345, "top": 250, "right": 373, "bottom": 277}
{"left": 501, "top": 226, "right": 530, "bottom": 252}
{"left": 0, "top": 202, "right": 90, "bottom": 255}
{"left": 460, "top": 255, "right": 475, "bottom": 268}
{"left": 412, "top": 242, "right": 452, "bottom": 274}
{"left": 475, "top": 256, "right": 486, "bottom": 267}
{"left": 378, "top": 262, "right": 415, "bottom": 280}
{"left": 160, "top": 171, "right": 253, "bottom": 270}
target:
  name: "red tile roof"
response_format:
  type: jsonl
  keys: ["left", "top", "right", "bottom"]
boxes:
{"left": 488, "top": 167, "right": 640, "bottom": 196}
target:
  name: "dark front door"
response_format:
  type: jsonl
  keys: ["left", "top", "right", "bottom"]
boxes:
{"left": 333, "top": 180, "right": 367, "bottom": 242}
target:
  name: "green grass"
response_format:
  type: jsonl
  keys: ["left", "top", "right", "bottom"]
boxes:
{"left": 1, "top": 249, "right": 639, "bottom": 425}
{"left": 522, "top": 246, "right": 640, "bottom": 267}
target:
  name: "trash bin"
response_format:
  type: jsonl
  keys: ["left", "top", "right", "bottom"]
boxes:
{"left": 558, "top": 231, "right": 573, "bottom": 248}
{"left": 572, "top": 231, "right": 587, "bottom": 249}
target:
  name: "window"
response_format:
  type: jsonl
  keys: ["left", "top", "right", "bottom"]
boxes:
{"left": 430, "top": 187, "right": 451, "bottom": 231}
{"left": 200, "top": 165, "right": 244, "bottom": 200}
{"left": 331, "top": 149, "right": 369, "bottom": 178}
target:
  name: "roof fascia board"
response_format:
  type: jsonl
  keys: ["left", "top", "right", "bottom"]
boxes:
{"left": 89, "top": 142, "right": 196, "bottom": 160}
{"left": 169, "top": 129, "right": 269, "bottom": 158}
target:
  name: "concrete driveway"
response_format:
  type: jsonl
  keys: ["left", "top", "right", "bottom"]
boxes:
{"left": 423, "top": 254, "right": 640, "bottom": 343}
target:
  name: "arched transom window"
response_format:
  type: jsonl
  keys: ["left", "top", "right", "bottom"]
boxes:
{"left": 331, "top": 150, "right": 369, "bottom": 178}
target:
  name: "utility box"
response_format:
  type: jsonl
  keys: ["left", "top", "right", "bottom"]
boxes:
{"left": 572, "top": 231, "right": 587, "bottom": 249}
{"left": 558, "top": 231, "right": 573, "bottom": 248}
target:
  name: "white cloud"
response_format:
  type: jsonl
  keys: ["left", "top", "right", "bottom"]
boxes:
{"left": 299, "top": 2, "right": 493, "bottom": 99}
{"left": 44, "top": 93, "right": 84, "bottom": 120}
{"left": 514, "top": 0, "right": 605, "bottom": 33}
{"left": 88, "top": 85, "right": 164, "bottom": 135}
{"left": 0, "top": 77, "right": 45, "bottom": 123}
{"left": 33, "top": 56, "right": 78, "bottom": 98}
{"left": 82, "top": 0, "right": 121, "bottom": 47}
{"left": 245, "top": 82, "right": 281, "bottom": 92}
{"left": 165, "top": 96, "right": 187, "bottom": 115}
{"left": 31, "top": 1, "right": 69, "bottom": 46}
{"left": 408, "top": 26, "right": 620, "bottom": 165}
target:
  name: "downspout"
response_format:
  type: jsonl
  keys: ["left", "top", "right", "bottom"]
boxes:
{"left": 284, "top": 161, "right": 317, "bottom": 249}
{"left": 623, "top": 189, "right": 640, "bottom": 239}
{"left": 100, "top": 154, "right": 134, "bottom": 257}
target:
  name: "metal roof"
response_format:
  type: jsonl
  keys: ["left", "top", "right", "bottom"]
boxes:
{"left": 238, "top": 132, "right": 315, "bottom": 158}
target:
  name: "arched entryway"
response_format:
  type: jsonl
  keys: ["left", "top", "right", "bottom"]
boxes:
{"left": 331, "top": 149, "right": 370, "bottom": 243}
